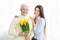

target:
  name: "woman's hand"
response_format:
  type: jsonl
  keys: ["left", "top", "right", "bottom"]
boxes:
{"left": 25, "top": 35, "right": 32, "bottom": 40}
{"left": 32, "top": 20, "right": 36, "bottom": 28}
{"left": 18, "top": 32, "right": 27, "bottom": 36}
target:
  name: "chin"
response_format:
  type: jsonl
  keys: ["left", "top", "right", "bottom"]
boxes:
{"left": 23, "top": 14, "right": 27, "bottom": 16}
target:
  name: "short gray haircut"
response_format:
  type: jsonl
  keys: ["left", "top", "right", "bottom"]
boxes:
{"left": 20, "top": 4, "right": 29, "bottom": 10}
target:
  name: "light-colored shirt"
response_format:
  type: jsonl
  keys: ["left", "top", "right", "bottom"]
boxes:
{"left": 34, "top": 17, "right": 45, "bottom": 40}
{"left": 8, "top": 14, "right": 34, "bottom": 40}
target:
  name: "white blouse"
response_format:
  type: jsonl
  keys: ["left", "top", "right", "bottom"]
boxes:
{"left": 34, "top": 17, "right": 45, "bottom": 40}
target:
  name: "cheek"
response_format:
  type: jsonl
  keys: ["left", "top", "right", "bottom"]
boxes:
{"left": 21, "top": 9, "right": 24, "bottom": 12}
{"left": 38, "top": 12, "right": 40, "bottom": 15}
{"left": 26, "top": 10, "right": 28, "bottom": 12}
{"left": 34, "top": 11, "right": 39, "bottom": 16}
{"left": 21, "top": 10, "right": 26, "bottom": 13}
{"left": 34, "top": 13, "right": 38, "bottom": 17}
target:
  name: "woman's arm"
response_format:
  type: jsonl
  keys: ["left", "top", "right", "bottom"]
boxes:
{"left": 30, "top": 17, "right": 35, "bottom": 28}
{"left": 8, "top": 17, "right": 26, "bottom": 37}
{"left": 25, "top": 17, "right": 34, "bottom": 40}
{"left": 8, "top": 18, "right": 19, "bottom": 36}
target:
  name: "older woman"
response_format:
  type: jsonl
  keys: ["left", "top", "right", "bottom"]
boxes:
{"left": 8, "top": 4, "right": 34, "bottom": 40}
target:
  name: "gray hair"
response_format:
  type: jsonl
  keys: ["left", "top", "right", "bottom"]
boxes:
{"left": 20, "top": 4, "right": 29, "bottom": 10}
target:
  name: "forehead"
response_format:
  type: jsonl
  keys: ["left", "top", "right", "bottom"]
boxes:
{"left": 21, "top": 5, "right": 29, "bottom": 9}
{"left": 35, "top": 8, "right": 40, "bottom": 11}
{"left": 22, "top": 6, "right": 28, "bottom": 9}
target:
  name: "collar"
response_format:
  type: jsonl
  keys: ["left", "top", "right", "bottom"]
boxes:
{"left": 19, "top": 14, "right": 29, "bottom": 19}
{"left": 20, "top": 14, "right": 28, "bottom": 18}
{"left": 35, "top": 16, "right": 40, "bottom": 20}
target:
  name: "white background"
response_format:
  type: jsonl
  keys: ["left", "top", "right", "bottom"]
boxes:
{"left": 0, "top": 0, "right": 59, "bottom": 40}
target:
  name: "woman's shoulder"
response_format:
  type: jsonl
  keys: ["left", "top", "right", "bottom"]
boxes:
{"left": 39, "top": 17, "right": 45, "bottom": 22}
{"left": 12, "top": 15, "right": 20, "bottom": 21}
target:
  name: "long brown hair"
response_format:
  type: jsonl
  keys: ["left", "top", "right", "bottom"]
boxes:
{"left": 35, "top": 5, "right": 46, "bottom": 36}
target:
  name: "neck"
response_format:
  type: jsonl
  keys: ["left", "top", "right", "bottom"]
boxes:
{"left": 34, "top": 16, "right": 40, "bottom": 24}
{"left": 35, "top": 16, "right": 40, "bottom": 19}
{"left": 21, "top": 13, "right": 27, "bottom": 17}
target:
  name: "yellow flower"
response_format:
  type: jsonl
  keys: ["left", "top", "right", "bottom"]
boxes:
{"left": 18, "top": 20, "right": 24, "bottom": 25}
{"left": 18, "top": 18, "right": 29, "bottom": 25}
{"left": 23, "top": 18, "right": 29, "bottom": 23}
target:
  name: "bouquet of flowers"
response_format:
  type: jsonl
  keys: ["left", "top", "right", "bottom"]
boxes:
{"left": 18, "top": 18, "right": 30, "bottom": 34}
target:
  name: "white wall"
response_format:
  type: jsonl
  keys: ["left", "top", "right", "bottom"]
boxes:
{"left": 0, "top": 0, "right": 59, "bottom": 40}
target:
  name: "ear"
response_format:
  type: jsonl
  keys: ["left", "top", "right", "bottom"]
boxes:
{"left": 15, "top": 15, "right": 19, "bottom": 18}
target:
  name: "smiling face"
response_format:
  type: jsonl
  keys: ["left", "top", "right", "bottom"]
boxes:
{"left": 21, "top": 5, "right": 28, "bottom": 16}
{"left": 34, "top": 7, "right": 40, "bottom": 17}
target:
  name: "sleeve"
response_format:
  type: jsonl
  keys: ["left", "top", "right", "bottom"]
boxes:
{"left": 8, "top": 18, "right": 19, "bottom": 36}
{"left": 27, "top": 18, "right": 34, "bottom": 37}
{"left": 34, "top": 18, "right": 45, "bottom": 35}
{"left": 30, "top": 29, "right": 34, "bottom": 38}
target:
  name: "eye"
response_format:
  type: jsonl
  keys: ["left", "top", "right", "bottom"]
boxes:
{"left": 35, "top": 8, "right": 40, "bottom": 12}
{"left": 26, "top": 9, "right": 28, "bottom": 11}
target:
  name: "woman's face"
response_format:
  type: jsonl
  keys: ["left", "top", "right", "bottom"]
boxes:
{"left": 34, "top": 7, "right": 40, "bottom": 17}
{"left": 21, "top": 6, "right": 28, "bottom": 16}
